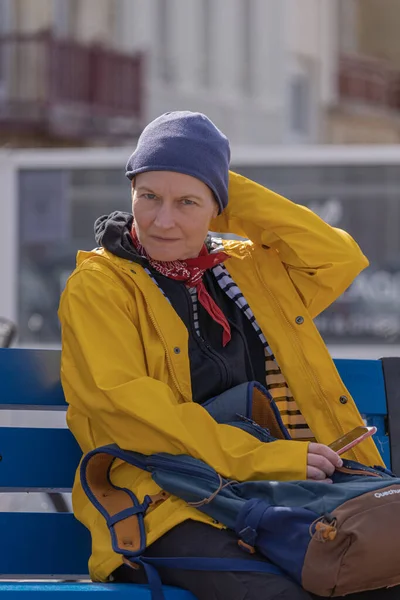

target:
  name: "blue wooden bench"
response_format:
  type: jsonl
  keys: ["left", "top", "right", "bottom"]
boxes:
{"left": 0, "top": 348, "right": 399, "bottom": 598}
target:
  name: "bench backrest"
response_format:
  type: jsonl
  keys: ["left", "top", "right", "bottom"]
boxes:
{"left": 0, "top": 348, "right": 399, "bottom": 578}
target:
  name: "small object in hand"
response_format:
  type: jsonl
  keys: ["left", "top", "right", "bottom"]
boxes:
{"left": 328, "top": 425, "right": 377, "bottom": 456}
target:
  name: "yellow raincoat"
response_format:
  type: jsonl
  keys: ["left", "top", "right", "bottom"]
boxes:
{"left": 59, "top": 172, "right": 383, "bottom": 582}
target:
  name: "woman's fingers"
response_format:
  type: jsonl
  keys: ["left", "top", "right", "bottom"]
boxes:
{"left": 307, "top": 442, "right": 343, "bottom": 481}
{"left": 309, "top": 442, "right": 343, "bottom": 468}
{"left": 306, "top": 465, "right": 333, "bottom": 483}
{"left": 307, "top": 452, "right": 336, "bottom": 477}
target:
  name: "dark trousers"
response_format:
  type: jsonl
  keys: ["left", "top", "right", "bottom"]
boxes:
{"left": 112, "top": 520, "right": 400, "bottom": 600}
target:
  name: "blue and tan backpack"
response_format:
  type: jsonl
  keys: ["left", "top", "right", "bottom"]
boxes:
{"left": 81, "top": 382, "right": 400, "bottom": 599}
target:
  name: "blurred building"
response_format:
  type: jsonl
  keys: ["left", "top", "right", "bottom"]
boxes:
{"left": 330, "top": 0, "right": 400, "bottom": 143}
{"left": 0, "top": 0, "right": 143, "bottom": 147}
{"left": 125, "top": 0, "right": 337, "bottom": 146}
{"left": 0, "top": 0, "right": 338, "bottom": 147}
{"left": 1, "top": 0, "right": 400, "bottom": 147}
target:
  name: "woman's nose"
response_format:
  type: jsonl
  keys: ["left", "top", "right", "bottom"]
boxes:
{"left": 154, "top": 203, "right": 175, "bottom": 228}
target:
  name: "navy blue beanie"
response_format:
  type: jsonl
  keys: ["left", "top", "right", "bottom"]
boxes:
{"left": 125, "top": 111, "right": 230, "bottom": 213}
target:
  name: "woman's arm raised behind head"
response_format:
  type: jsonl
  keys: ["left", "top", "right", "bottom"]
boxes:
{"left": 211, "top": 171, "right": 368, "bottom": 318}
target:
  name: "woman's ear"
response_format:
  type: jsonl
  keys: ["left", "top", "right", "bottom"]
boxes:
{"left": 212, "top": 199, "right": 219, "bottom": 219}
{"left": 131, "top": 179, "right": 136, "bottom": 203}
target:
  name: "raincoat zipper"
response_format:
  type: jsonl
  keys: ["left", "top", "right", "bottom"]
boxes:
{"left": 137, "top": 287, "right": 186, "bottom": 400}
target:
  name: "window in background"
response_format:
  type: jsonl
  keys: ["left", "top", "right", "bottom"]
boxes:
{"left": 0, "top": 0, "right": 12, "bottom": 32}
{"left": 287, "top": 57, "right": 317, "bottom": 142}
{"left": 53, "top": 0, "right": 78, "bottom": 38}
{"left": 338, "top": 0, "right": 358, "bottom": 53}
{"left": 111, "top": 0, "right": 127, "bottom": 51}
{"left": 234, "top": 163, "right": 400, "bottom": 347}
{"left": 199, "top": 0, "right": 212, "bottom": 88}
{"left": 18, "top": 168, "right": 130, "bottom": 346}
{"left": 289, "top": 74, "right": 310, "bottom": 136}
{"left": 240, "top": 0, "right": 254, "bottom": 94}
{"left": 0, "top": 0, "right": 12, "bottom": 98}
{"left": 16, "top": 162, "right": 400, "bottom": 350}
{"left": 156, "top": 0, "right": 174, "bottom": 83}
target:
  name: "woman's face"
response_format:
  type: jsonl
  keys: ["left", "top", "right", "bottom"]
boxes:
{"left": 132, "top": 171, "right": 219, "bottom": 261}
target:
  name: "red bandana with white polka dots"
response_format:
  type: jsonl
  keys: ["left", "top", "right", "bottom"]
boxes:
{"left": 131, "top": 225, "right": 231, "bottom": 346}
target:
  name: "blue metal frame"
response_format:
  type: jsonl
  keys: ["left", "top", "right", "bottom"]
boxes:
{"left": 0, "top": 583, "right": 196, "bottom": 599}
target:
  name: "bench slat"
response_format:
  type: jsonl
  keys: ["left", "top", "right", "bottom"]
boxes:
{"left": 0, "top": 583, "right": 196, "bottom": 599}
{"left": 335, "top": 358, "right": 387, "bottom": 414}
{"left": 0, "top": 348, "right": 65, "bottom": 409}
{"left": 0, "top": 515, "right": 197, "bottom": 599}
{"left": 0, "top": 513, "right": 90, "bottom": 577}
{"left": 0, "top": 428, "right": 81, "bottom": 491}
{"left": 0, "top": 351, "right": 388, "bottom": 414}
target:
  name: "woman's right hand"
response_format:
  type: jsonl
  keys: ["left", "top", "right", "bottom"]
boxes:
{"left": 307, "top": 443, "right": 343, "bottom": 483}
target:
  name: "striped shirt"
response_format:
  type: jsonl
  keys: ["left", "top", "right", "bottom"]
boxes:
{"left": 188, "top": 287, "right": 200, "bottom": 337}
{"left": 212, "top": 262, "right": 313, "bottom": 440}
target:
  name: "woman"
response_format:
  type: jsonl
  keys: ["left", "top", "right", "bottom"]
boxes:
{"left": 59, "top": 111, "right": 394, "bottom": 599}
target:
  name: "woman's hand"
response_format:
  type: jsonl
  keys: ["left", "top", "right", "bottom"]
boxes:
{"left": 307, "top": 443, "right": 343, "bottom": 484}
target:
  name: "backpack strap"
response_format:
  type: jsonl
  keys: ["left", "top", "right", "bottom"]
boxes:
{"left": 80, "top": 444, "right": 168, "bottom": 557}
{"left": 80, "top": 444, "right": 287, "bottom": 600}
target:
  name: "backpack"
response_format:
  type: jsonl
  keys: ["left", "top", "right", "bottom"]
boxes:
{"left": 80, "top": 381, "right": 400, "bottom": 598}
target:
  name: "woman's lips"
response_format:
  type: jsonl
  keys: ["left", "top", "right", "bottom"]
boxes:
{"left": 150, "top": 236, "right": 181, "bottom": 242}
